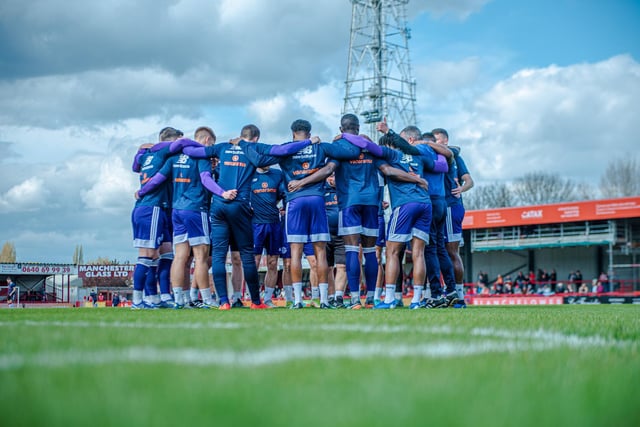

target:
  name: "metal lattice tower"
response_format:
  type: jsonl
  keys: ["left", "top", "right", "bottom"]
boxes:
{"left": 343, "top": 0, "right": 416, "bottom": 138}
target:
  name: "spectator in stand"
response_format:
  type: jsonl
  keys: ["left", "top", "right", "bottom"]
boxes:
{"left": 567, "top": 271, "right": 576, "bottom": 292}
{"left": 598, "top": 272, "right": 610, "bottom": 292}
{"left": 555, "top": 282, "right": 566, "bottom": 293}
{"left": 513, "top": 283, "right": 523, "bottom": 294}
{"left": 550, "top": 269, "right": 557, "bottom": 292}
{"left": 528, "top": 270, "right": 536, "bottom": 292}
{"left": 574, "top": 269, "right": 584, "bottom": 291}
{"left": 542, "top": 269, "right": 550, "bottom": 287}
{"left": 514, "top": 271, "right": 527, "bottom": 289}
{"left": 112, "top": 293, "right": 120, "bottom": 308}
{"left": 503, "top": 281, "right": 512, "bottom": 294}
{"left": 504, "top": 274, "right": 513, "bottom": 287}
{"left": 578, "top": 281, "right": 589, "bottom": 294}
{"left": 495, "top": 274, "right": 504, "bottom": 291}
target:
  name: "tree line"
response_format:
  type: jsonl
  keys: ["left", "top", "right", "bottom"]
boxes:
{"left": 464, "top": 156, "right": 639, "bottom": 210}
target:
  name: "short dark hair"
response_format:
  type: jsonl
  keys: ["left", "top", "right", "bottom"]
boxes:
{"left": 431, "top": 128, "right": 449, "bottom": 139}
{"left": 400, "top": 125, "right": 422, "bottom": 140}
{"left": 194, "top": 126, "right": 216, "bottom": 142}
{"left": 421, "top": 132, "right": 436, "bottom": 142}
{"left": 340, "top": 114, "right": 359, "bottom": 133}
{"left": 291, "top": 119, "right": 312, "bottom": 134}
{"left": 241, "top": 124, "right": 260, "bottom": 140}
{"left": 158, "top": 126, "right": 183, "bottom": 141}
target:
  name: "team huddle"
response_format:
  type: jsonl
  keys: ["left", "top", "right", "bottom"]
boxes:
{"left": 130, "top": 114, "right": 473, "bottom": 310}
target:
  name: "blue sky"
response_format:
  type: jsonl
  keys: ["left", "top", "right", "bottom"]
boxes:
{"left": 414, "top": 0, "right": 640, "bottom": 68}
{"left": 0, "top": 0, "right": 639, "bottom": 263}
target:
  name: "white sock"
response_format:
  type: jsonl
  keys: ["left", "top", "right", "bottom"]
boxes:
{"left": 335, "top": 290, "right": 344, "bottom": 299}
{"left": 172, "top": 288, "right": 183, "bottom": 305}
{"left": 319, "top": 283, "right": 329, "bottom": 304}
{"left": 233, "top": 291, "right": 242, "bottom": 302}
{"left": 284, "top": 285, "right": 293, "bottom": 302}
{"left": 366, "top": 290, "right": 374, "bottom": 299}
{"left": 199, "top": 288, "right": 213, "bottom": 304}
{"left": 133, "top": 290, "right": 143, "bottom": 305}
{"left": 311, "top": 286, "right": 320, "bottom": 300}
{"left": 374, "top": 287, "right": 382, "bottom": 300}
{"left": 351, "top": 293, "right": 360, "bottom": 305}
{"left": 456, "top": 284, "right": 464, "bottom": 299}
{"left": 161, "top": 293, "right": 173, "bottom": 302}
{"left": 384, "top": 285, "right": 396, "bottom": 303}
{"left": 424, "top": 288, "right": 432, "bottom": 299}
{"left": 412, "top": 286, "right": 423, "bottom": 303}
{"left": 264, "top": 286, "right": 275, "bottom": 302}
{"left": 190, "top": 287, "right": 199, "bottom": 302}
{"left": 394, "top": 291, "right": 402, "bottom": 302}
{"left": 293, "top": 282, "right": 303, "bottom": 304}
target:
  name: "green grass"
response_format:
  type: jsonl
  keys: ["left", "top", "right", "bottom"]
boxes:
{"left": 1, "top": 306, "right": 639, "bottom": 427}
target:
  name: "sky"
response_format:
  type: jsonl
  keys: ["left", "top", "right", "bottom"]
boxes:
{"left": 1, "top": 0, "right": 639, "bottom": 264}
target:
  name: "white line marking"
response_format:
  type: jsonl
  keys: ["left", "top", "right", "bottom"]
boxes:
{"left": 0, "top": 339, "right": 616, "bottom": 371}
{"left": 0, "top": 320, "right": 631, "bottom": 348}
{"left": 0, "top": 318, "right": 634, "bottom": 370}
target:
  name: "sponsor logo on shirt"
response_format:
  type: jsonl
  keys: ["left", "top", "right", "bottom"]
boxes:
{"left": 224, "top": 153, "right": 247, "bottom": 167}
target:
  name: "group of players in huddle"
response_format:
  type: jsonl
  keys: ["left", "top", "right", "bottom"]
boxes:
{"left": 130, "top": 113, "right": 473, "bottom": 310}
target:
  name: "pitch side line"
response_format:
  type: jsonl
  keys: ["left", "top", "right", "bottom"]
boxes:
{"left": 0, "top": 338, "right": 623, "bottom": 371}
{"left": 0, "top": 319, "right": 632, "bottom": 349}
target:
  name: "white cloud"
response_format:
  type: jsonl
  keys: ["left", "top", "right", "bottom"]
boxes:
{"left": 451, "top": 55, "right": 640, "bottom": 185}
{"left": 297, "top": 82, "right": 344, "bottom": 134}
{"left": 81, "top": 156, "right": 137, "bottom": 214}
{"left": 0, "top": 177, "right": 49, "bottom": 212}
{"left": 248, "top": 95, "right": 288, "bottom": 126}
{"left": 415, "top": 57, "right": 482, "bottom": 99}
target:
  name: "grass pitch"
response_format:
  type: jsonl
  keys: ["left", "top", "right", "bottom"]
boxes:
{"left": 1, "top": 305, "right": 639, "bottom": 427}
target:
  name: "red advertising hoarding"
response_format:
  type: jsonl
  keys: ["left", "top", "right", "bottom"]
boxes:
{"left": 77, "top": 265, "right": 134, "bottom": 279}
{"left": 463, "top": 197, "right": 640, "bottom": 230}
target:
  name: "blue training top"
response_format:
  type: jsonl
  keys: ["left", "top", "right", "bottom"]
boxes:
{"left": 156, "top": 153, "right": 212, "bottom": 212}
{"left": 252, "top": 139, "right": 361, "bottom": 201}
{"left": 324, "top": 184, "right": 339, "bottom": 234}
{"left": 416, "top": 144, "right": 445, "bottom": 198}
{"left": 135, "top": 144, "right": 174, "bottom": 209}
{"left": 444, "top": 147, "right": 469, "bottom": 206}
{"left": 250, "top": 168, "right": 285, "bottom": 224}
{"left": 328, "top": 147, "right": 381, "bottom": 210}
{"left": 374, "top": 146, "right": 431, "bottom": 209}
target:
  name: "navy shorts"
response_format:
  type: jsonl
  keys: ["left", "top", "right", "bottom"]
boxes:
{"left": 172, "top": 209, "right": 210, "bottom": 246}
{"left": 132, "top": 205, "right": 171, "bottom": 249}
{"left": 445, "top": 203, "right": 465, "bottom": 243}
{"left": 285, "top": 196, "right": 330, "bottom": 243}
{"left": 387, "top": 202, "right": 431, "bottom": 244}
{"left": 253, "top": 222, "right": 283, "bottom": 256}
{"left": 338, "top": 205, "right": 379, "bottom": 237}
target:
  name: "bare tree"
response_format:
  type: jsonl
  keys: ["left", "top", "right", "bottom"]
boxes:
{"left": 600, "top": 156, "right": 640, "bottom": 198}
{"left": 512, "top": 172, "right": 579, "bottom": 205}
{"left": 464, "top": 182, "right": 515, "bottom": 210}
{"left": 0, "top": 242, "right": 17, "bottom": 262}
